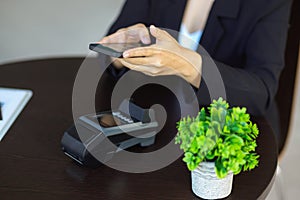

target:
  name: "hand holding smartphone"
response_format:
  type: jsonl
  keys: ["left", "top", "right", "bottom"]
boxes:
{"left": 89, "top": 43, "right": 150, "bottom": 58}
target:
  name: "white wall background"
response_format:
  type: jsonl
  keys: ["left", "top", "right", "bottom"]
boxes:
{"left": 0, "top": 0, "right": 124, "bottom": 64}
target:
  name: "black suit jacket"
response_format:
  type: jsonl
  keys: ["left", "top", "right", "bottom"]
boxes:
{"left": 105, "top": 0, "right": 292, "bottom": 142}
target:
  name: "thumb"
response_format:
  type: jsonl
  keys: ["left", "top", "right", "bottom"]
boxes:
{"left": 150, "top": 25, "right": 174, "bottom": 42}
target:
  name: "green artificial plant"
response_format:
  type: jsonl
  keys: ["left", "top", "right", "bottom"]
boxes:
{"left": 175, "top": 97, "right": 260, "bottom": 178}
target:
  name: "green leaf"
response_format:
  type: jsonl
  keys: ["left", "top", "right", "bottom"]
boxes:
{"left": 189, "top": 122, "right": 199, "bottom": 135}
{"left": 175, "top": 134, "right": 181, "bottom": 144}
{"left": 187, "top": 162, "right": 197, "bottom": 171}
{"left": 183, "top": 152, "right": 193, "bottom": 163}
{"left": 225, "top": 134, "right": 244, "bottom": 146}
{"left": 215, "top": 159, "right": 228, "bottom": 179}
{"left": 197, "top": 108, "right": 207, "bottom": 121}
{"left": 189, "top": 139, "right": 199, "bottom": 154}
{"left": 251, "top": 123, "right": 259, "bottom": 136}
{"left": 206, "top": 150, "right": 216, "bottom": 160}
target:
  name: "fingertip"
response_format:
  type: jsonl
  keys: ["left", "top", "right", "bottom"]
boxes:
{"left": 150, "top": 25, "right": 156, "bottom": 29}
{"left": 150, "top": 25, "right": 159, "bottom": 37}
{"left": 150, "top": 25, "right": 156, "bottom": 32}
{"left": 122, "top": 51, "right": 129, "bottom": 58}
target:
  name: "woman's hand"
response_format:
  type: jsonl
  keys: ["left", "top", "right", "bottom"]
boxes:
{"left": 119, "top": 25, "right": 202, "bottom": 88}
{"left": 99, "top": 23, "right": 151, "bottom": 69}
{"left": 100, "top": 23, "right": 151, "bottom": 44}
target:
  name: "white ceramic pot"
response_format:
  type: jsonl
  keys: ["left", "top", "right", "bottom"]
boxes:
{"left": 191, "top": 162, "right": 233, "bottom": 199}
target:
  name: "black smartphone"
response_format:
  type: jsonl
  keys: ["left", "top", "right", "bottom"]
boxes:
{"left": 89, "top": 43, "right": 149, "bottom": 58}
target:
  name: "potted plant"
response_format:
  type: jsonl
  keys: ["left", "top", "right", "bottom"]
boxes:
{"left": 175, "top": 98, "right": 260, "bottom": 199}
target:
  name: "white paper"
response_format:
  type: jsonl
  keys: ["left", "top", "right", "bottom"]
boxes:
{"left": 0, "top": 87, "right": 32, "bottom": 141}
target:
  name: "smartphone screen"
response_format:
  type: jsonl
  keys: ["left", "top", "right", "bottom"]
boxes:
{"left": 89, "top": 43, "right": 148, "bottom": 57}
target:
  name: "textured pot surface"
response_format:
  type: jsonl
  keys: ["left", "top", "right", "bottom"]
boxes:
{"left": 191, "top": 162, "right": 233, "bottom": 199}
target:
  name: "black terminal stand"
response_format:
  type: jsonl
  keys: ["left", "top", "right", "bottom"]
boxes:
{"left": 61, "top": 99, "right": 158, "bottom": 168}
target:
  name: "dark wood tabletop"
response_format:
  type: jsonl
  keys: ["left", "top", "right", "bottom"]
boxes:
{"left": 0, "top": 58, "right": 277, "bottom": 200}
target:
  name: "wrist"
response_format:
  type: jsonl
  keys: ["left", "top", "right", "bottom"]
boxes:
{"left": 180, "top": 48, "right": 202, "bottom": 88}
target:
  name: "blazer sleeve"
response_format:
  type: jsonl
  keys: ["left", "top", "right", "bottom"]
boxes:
{"left": 197, "top": 0, "right": 292, "bottom": 116}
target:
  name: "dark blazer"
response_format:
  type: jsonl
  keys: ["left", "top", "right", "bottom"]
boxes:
{"left": 105, "top": 0, "right": 292, "bottom": 143}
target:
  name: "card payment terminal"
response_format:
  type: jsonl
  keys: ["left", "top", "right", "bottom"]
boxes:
{"left": 61, "top": 100, "right": 158, "bottom": 167}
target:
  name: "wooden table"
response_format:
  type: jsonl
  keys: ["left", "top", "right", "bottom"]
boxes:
{"left": 0, "top": 58, "right": 277, "bottom": 200}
